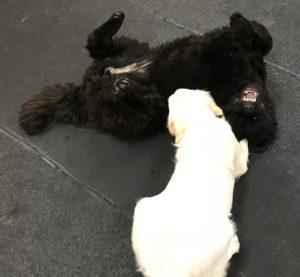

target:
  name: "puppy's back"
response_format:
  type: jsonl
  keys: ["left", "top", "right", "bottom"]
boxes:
{"left": 132, "top": 195, "right": 237, "bottom": 277}
{"left": 132, "top": 89, "right": 241, "bottom": 277}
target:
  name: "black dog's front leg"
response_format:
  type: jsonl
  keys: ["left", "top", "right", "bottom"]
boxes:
{"left": 86, "top": 11, "right": 125, "bottom": 60}
{"left": 112, "top": 77, "right": 156, "bottom": 98}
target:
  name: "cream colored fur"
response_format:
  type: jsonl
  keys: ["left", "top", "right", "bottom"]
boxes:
{"left": 132, "top": 89, "right": 249, "bottom": 277}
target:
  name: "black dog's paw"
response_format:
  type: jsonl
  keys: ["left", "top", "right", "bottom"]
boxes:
{"left": 113, "top": 77, "right": 130, "bottom": 95}
{"left": 106, "top": 11, "right": 125, "bottom": 33}
{"left": 109, "top": 11, "right": 125, "bottom": 22}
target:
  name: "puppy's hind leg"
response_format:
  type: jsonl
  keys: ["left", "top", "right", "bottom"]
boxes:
{"left": 212, "top": 235, "right": 240, "bottom": 277}
{"left": 211, "top": 235, "right": 240, "bottom": 277}
{"left": 86, "top": 11, "right": 125, "bottom": 60}
{"left": 234, "top": 139, "right": 249, "bottom": 178}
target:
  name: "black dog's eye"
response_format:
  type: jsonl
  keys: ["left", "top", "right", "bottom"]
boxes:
{"left": 233, "top": 99, "right": 239, "bottom": 105}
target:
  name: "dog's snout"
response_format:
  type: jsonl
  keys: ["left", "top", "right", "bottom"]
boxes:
{"left": 243, "top": 103, "right": 254, "bottom": 114}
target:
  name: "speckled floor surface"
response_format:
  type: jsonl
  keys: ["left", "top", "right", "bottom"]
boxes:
{"left": 0, "top": 1, "right": 299, "bottom": 276}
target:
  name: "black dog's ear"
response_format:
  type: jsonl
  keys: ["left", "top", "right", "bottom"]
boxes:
{"left": 230, "top": 13, "right": 253, "bottom": 30}
{"left": 230, "top": 13, "right": 273, "bottom": 56}
{"left": 251, "top": 20, "right": 273, "bottom": 56}
{"left": 229, "top": 13, "right": 254, "bottom": 51}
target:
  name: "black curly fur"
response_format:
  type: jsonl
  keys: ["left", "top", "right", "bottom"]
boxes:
{"left": 19, "top": 12, "right": 277, "bottom": 152}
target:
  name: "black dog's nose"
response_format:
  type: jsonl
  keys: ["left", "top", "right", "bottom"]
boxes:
{"left": 243, "top": 103, "right": 254, "bottom": 114}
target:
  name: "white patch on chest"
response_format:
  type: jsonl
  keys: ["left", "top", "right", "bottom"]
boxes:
{"left": 105, "top": 60, "right": 151, "bottom": 75}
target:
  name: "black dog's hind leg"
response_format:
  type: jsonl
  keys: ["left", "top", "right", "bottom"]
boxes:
{"left": 86, "top": 11, "right": 151, "bottom": 61}
{"left": 86, "top": 11, "right": 125, "bottom": 60}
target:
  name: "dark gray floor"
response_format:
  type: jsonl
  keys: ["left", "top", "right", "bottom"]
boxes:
{"left": 0, "top": 0, "right": 299, "bottom": 276}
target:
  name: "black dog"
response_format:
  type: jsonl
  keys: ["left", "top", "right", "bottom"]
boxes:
{"left": 19, "top": 12, "right": 277, "bottom": 152}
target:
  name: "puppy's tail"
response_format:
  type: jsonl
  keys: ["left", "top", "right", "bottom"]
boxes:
{"left": 19, "top": 83, "right": 87, "bottom": 135}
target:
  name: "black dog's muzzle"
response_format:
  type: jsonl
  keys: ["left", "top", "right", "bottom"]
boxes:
{"left": 241, "top": 88, "right": 259, "bottom": 115}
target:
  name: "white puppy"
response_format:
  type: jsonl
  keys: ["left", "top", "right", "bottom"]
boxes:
{"left": 131, "top": 89, "right": 249, "bottom": 277}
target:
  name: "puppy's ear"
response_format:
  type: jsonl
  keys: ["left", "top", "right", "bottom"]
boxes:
{"left": 168, "top": 119, "right": 185, "bottom": 144}
{"left": 206, "top": 96, "right": 223, "bottom": 117}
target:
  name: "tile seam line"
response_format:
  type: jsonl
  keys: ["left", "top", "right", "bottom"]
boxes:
{"left": 125, "top": 0, "right": 300, "bottom": 80}
{"left": 0, "top": 124, "right": 130, "bottom": 216}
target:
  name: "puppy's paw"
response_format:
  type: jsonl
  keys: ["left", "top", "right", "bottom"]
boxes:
{"left": 113, "top": 77, "right": 130, "bottom": 95}
{"left": 240, "top": 139, "right": 249, "bottom": 152}
{"left": 235, "top": 138, "right": 249, "bottom": 177}
{"left": 229, "top": 235, "right": 240, "bottom": 256}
